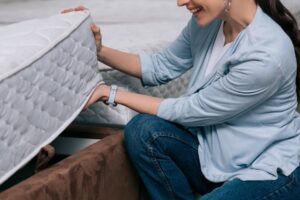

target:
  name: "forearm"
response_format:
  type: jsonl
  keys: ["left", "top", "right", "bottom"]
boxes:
{"left": 85, "top": 84, "right": 163, "bottom": 115}
{"left": 98, "top": 46, "right": 142, "bottom": 78}
{"left": 101, "top": 86, "right": 163, "bottom": 115}
{"left": 116, "top": 90, "right": 163, "bottom": 115}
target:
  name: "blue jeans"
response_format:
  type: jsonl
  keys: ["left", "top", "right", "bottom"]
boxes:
{"left": 124, "top": 114, "right": 300, "bottom": 200}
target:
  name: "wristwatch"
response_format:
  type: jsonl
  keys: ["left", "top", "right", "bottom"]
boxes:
{"left": 106, "top": 85, "right": 118, "bottom": 106}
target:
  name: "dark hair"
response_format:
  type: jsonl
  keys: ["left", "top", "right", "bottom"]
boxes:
{"left": 255, "top": 0, "right": 300, "bottom": 98}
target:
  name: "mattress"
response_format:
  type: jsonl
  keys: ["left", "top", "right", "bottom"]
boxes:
{"left": 0, "top": 11, "right": 103, "bottom": 184}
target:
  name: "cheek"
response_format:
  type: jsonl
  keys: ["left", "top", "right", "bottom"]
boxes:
{"left": 193, "top": 1, "right": 225, "bottom": 27}
{"left": 206, "top": 1, "right": 226, "bottom": 16}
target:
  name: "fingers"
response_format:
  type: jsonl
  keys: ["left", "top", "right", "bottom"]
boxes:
{"left": 91, "top": 24, "right": 102, "bottom": 52}
{"left": 83, "top": 95, "right": 96, "bottom": 110}
{"left": 61, "top": 8, "right": 74, "bottom": 14}
{"left": 91, "top": 24, "right": 101, "bottom": 40}
{"left": 91, "top": 24, "right": 100, "bottom": 33}
{"left": 61, "top": 5, "right": 88, "bottom": 14}
{"left": 83, "top": 104, "right": 89, "bottom": 111}
{"left": 75, "top": 5, "right": 88, "bottom": 11}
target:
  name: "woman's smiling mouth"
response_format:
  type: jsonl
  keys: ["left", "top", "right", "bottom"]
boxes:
{"left": 190, "top": 6, "right": 204, "bottom": 16}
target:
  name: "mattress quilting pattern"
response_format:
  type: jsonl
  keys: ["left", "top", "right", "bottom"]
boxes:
{"left": 76, "top": 38, "right": 192, "bottom": 126}
{"left": 0, "top": 12, "right": 103, "bottom": 184}
{"left": 76, "top": 68, "right": 192, "bottom": 126}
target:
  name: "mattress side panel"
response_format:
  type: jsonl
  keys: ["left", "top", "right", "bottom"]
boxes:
{"left": 0, "top": 16, "right": 103, "bottom": 184}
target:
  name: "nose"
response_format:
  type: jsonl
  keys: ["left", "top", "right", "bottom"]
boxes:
{"left": 177, "top": 0, "right": 190, "bottom": 7}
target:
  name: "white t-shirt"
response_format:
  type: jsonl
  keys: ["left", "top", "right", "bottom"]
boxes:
{"left": 204, "top": 22, "right": 232, "bottom": 77}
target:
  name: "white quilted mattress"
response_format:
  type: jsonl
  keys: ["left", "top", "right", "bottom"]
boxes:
{"left": 0, "top": 11, "right": 103, "bottom": 184}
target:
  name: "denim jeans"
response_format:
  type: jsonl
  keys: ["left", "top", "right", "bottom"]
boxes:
{"left": 124, "top": 114, "right": 300, "bottom": 200}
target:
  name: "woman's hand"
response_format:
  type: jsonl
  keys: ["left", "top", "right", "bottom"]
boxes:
{"left": 61, "top": 5, "right": 88, "bottom": 14}
{"left": 91, "top": 24, "right": 103, "bottom": 59}
{"left": 61, "top": 6, "right": 103, "bottom": 58}
{"left": 83, "top": 84, "right": 110, "bottom": 110}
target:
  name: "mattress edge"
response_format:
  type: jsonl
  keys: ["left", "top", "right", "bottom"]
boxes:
{"left": 0, "top": 11, "right": 91, "bottom": 82}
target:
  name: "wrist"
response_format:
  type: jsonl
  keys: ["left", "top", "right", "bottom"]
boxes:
{"left": 106, "top": 85, "right": 118, "bottom": 106}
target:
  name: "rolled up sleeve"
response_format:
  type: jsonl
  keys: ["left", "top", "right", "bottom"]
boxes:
{"left": 139, "top": 18, "right": 193, "bottom": 86}
{"left": 157, "top": 53, "right": 283, "bottom": 127}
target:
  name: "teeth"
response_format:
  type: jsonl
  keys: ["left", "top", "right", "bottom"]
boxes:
{"left": 191, "top": 7, "right": 202, "bottom": 14}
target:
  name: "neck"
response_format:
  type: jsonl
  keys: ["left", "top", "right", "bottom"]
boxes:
{"left": 220, "top": 0, "right": 257, "bottom": 44}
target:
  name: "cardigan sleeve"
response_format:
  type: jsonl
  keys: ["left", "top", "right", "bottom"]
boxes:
{"left": 156, "top": 52, "right": 284, "bottom": 127}
{"left": 139, "top": 18, "right": 193, "bottom": 86}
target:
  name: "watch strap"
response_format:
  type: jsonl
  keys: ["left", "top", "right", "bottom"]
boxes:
{"left": 106, "top": 85, "right": 118, "bottom": 106}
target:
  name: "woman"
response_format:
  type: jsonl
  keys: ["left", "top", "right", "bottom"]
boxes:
{"left": 64, "top": 0, "right": 300, "bottom": 199}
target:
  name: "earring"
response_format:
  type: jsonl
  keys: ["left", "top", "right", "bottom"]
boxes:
{"left": 224, "top": 0, "right": 232, "bottom": 13}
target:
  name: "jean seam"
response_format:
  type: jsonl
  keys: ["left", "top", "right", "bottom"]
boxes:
{"left": 149, "top": 132, "right": 198, "bottom": 151}
{"left": 256, "top": 173, "right": 296, "bottom": 200}
{"left": 145, "top": 132, "right": 199, "bottom": 200}
{"left": 147, "top": 143, "right": 176, "bottom": 200}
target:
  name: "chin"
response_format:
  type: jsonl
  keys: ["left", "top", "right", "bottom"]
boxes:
{"left": 195, "top": 19, "right": 211, "bottom": 27}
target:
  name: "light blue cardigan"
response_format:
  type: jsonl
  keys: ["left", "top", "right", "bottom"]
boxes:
{"left": 139, "top": 6, "right": 300, "bottom": 182}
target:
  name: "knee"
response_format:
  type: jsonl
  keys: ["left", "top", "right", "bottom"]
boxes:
{"left": 124, "top": 114, "right": 154, "bottom": 145}
{"left": 124, "top": 114, "right": 162, "bottom": 157}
